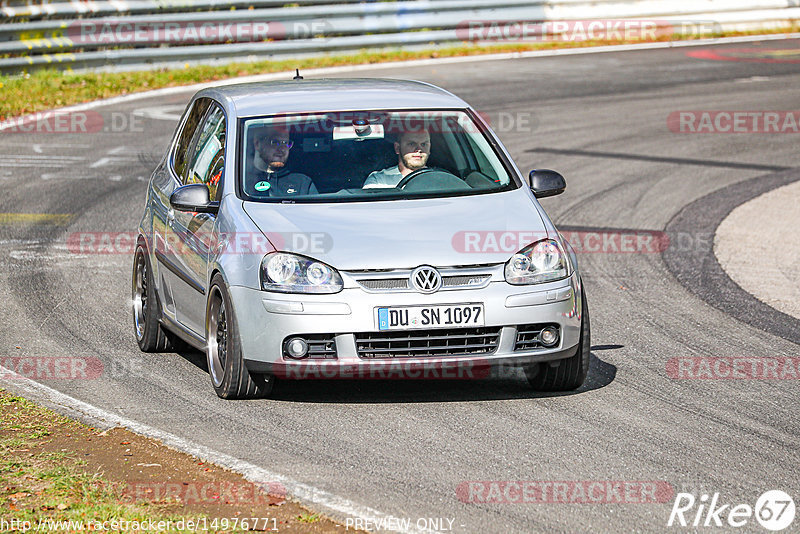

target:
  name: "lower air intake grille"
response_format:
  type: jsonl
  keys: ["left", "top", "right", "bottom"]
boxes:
{"left": 308, "top": 336, "right": 337, "bottom": 359}
{"left": 355, "top": 327, "right": 501, "bottom": 358}
{"left": 283, "top": 334, "right": 337, "bottom": 359}
{"left": 514, "top": 324, "right": 559, "bottom": 351}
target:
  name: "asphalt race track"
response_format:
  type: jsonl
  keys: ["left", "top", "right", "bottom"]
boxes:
{"left": 2, "top": 38, "right": 799, "bottom": 532}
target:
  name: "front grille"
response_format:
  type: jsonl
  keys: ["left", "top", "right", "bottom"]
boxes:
{"left": 355, "top": 327, "right": 501, "bottom": 358}
{"left": 514, "top": 324, "right": 559, "bottom": 351}
{"left": 355, "top": 274, "right": 490, "bottom": 292}
{"left": 351, "top": 266, "right": 496, "bottom": 293}
{"left": 283, "top": 334, "right": 337, "bottom": 359}
{"left": 442, "top": 275, "right": 490, "bottom": 288}
{"left": 358, "top": 278, "right": 409, "bottom": 290}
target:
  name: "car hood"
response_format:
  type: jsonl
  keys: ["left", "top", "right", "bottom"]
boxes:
{"left": 242, "top": 189, "right": 547, "bottom": 270}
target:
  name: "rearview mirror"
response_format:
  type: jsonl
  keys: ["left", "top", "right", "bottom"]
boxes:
{"left": 529, "top": 169, "right": 566, "bottom": 198}
{"left": 170, "top": 183, "right": 219, "bottom": 213}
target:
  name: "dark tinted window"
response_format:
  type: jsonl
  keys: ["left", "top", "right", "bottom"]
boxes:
{"left": 185, "top": 105, "right": 226, "bottom": 201}
{"left": 172, "top": 98, "right": 212, "bottom": 179}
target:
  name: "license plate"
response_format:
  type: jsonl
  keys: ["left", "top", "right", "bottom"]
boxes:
{"left": 377, "top": 304, "right": 484, "bottom": 330}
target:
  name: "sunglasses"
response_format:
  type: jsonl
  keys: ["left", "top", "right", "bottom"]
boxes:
{"left": 264, "top": 138, "right": 293, "bottom": 149}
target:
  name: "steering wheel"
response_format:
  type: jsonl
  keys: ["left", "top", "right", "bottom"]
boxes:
{"left": 396, "top": 167, "right": 471, "bottom": 192}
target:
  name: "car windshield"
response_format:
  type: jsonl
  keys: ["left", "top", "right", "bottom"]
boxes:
{"left": 239, "top": 110, "right": 517, "bottom": 202}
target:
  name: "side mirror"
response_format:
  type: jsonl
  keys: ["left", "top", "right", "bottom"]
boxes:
{"left": 529, "top": 169, "right": 566, "bottom": 198}
{"left": 170, "top": 183, "right": 219, "bottom": 214}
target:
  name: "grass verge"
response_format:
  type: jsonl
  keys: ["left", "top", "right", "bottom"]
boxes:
{"left": 0, "top": 26, "right": 798, "bottom": 119}
{"left": 0, "top": 388, "right": 354, "bottom": 532}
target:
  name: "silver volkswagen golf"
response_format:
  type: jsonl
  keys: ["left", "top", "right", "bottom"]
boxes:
{"left": 132, "top": 78, "right": 590, "bottom": 399}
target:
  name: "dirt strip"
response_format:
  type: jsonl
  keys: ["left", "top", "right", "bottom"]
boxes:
{"left": 0, "top": 389, "right": 361, "bottom": 532}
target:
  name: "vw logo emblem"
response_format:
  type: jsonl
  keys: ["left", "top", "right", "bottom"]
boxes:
{"left": 411, "top": 266, "right": 442, "bottom": 294}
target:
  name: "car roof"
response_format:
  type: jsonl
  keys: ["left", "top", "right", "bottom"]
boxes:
{"left": 196, "top": 78, "right": 469, "bottom": 117}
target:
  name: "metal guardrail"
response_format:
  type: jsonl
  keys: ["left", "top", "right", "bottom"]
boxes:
{"left": 0, "top": 0, "right": 541, "bottom": 42}
{"left": 1, "top": 0, "right": 798, "bottom": 74}
{"left": 1, "top": 0, "right": 367, "bottom": 21}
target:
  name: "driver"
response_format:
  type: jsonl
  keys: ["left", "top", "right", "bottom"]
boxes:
{"left": 247, "top": 125, "right": 318, "bottom": 196}
{"left": 362, "top": 128, "right": 430, "bottom": 189}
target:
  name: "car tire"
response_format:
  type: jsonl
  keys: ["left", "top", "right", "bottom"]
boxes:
{"left": 206, "top": 273, "right": 274, "bottom": 399}
{"left": 526, "top": 287, "right": 590, "bottom": 391}
{"left": 132, "top": 244, "right": 171, "bottom": 352}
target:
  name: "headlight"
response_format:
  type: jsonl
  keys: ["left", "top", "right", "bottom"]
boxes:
{"left": 505, "top": 239, "right": 569, "bottom": 285}
{"left": 261, "top": 253, "right": 343, "bottom": 294}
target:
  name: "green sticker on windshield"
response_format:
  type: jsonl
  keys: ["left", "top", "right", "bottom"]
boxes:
{"left": 254, "top": 181, "right": 271, "bottom": 192}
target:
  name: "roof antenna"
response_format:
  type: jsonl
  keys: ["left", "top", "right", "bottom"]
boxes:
{"left": 293, "top": 68, "right": 303, "bottom": 81}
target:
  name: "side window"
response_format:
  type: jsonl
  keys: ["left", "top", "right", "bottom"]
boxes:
{"left": 462, "top": 131, "right": 505, "bottom": 183}
{"left": 172, "top": 98, "right": 212, "bottom": 180}
{"left": 186, "top": 105, "right": 226, "bottom": 201}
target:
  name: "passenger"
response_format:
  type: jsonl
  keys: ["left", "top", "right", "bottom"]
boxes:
{"left": 247, "top": 126, "right": 317, "bottom": 196}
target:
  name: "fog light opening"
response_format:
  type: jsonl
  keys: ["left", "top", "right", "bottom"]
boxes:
{"left": 285, "top": 337, "right": 309, "bottom": 359}
{"left": 539, "top": 327, "right": 559, "bottom": 347}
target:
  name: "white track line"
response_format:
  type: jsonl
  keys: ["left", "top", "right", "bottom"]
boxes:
{"left": 0, "top": 369, "right": 431, "bottom": 534}
{"left": 1, "top": 32, "right": 799, "bottom": 134}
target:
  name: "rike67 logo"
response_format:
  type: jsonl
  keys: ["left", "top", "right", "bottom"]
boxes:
{"left": 668, "top": 490, "right": 795, "bottom": 531}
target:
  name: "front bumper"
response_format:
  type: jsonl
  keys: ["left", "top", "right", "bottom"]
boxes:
{"left": 230, "top": 273, "right": 582, "bottom": 377}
